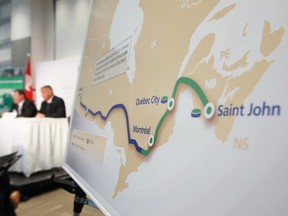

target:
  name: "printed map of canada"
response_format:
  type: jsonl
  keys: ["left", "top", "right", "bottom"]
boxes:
{"left": 66, "top": 0, "right": 288, "bottom": 215}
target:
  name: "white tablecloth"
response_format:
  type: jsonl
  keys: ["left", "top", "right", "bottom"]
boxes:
{"left": 0, "top": 118, "right": 69, "bottom": 177}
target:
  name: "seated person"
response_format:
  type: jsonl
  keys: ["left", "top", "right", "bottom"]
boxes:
{"left": 36, "top": 85, "right": 66, "bottom": 118}
{"left": 9, "top": 89, "right": 37, "bottom": 117}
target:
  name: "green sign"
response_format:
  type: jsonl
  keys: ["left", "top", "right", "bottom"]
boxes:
{"left": 0, "top": 76, "right": 23, "bottom": 113}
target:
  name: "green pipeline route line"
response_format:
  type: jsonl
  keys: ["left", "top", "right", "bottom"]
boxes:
{"left": 172, "top": 77, "right": 209, "bottom": 105}
{"left": 143, "top": 76, "right": 214, "bottom": 155}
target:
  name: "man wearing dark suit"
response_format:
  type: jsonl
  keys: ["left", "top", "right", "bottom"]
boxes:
{"left": 9, "top": 89, "right": 37, "bottom": 117}
{"left": 36, "top": 85, "right": 66, "bottom": 118}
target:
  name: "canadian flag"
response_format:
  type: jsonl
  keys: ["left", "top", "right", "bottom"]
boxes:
{"left": 24, "top": 54, "right": 33, "bottom": 101}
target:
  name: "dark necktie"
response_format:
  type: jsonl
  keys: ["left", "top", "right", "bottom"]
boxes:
{"left": 15, "top": 105, "right": 19, "bottom": 115}
{"left": 46, "top": 103, "right": 51, "bottom": 114}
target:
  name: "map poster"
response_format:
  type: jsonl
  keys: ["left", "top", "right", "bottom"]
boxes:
{"left": 64, "top": 0, "right": 288, "bottom": 215}
{"left": 0, "top": 76, "right": 23, "bottom": 114}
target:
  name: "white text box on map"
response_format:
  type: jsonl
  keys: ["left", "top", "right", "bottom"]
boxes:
{"left": 93, "top": 37, "right": 132, "bottom": 85}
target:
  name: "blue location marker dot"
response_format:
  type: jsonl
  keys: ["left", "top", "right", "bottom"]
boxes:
{"left": 161, "top": 96, "right": 168, "bottom": 104}
{"left": 191, "top": 108, "right": 201, "bottom": 118}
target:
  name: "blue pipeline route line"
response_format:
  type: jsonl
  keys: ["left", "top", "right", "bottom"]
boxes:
{"left": 80, "top": 100, "right": 143, "bottom": 154}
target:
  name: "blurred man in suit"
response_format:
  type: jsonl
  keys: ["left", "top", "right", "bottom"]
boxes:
{"left": 9, "top": 89, "right": 37, "bottom": 117}
{"left": 36, "top": 85, "right": 66, "bottom": 118}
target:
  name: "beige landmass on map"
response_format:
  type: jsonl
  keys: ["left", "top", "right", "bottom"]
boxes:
{"left": 114, "top": 0, "right": 221, "bottom": 198}
{"left": 74, "top": 1, "right": 285, "bottom": 199}
{"left": 209, "top": 3, "right": 236, "bottom": 21}
{"left": 261, "top": 21, "right": 285, "bottom": 57}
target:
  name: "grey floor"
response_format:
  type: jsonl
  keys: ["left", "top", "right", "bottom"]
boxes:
{"left": 15, "top": 188, "right": 105, "bottom": 216}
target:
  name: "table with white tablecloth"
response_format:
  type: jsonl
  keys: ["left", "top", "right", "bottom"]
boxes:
{"left": 0, "top": 118, "right": 69, "bottom": 177}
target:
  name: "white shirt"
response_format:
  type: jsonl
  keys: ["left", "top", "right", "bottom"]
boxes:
{"left": 47, "top": 96, "right": 53, "bottom": 104}
{"left": 18, "top": 99, "right": 25, "bottom": 115}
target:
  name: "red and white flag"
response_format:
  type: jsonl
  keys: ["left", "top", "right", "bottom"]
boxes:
{"left": 24, "top": 54, "right": 34, "bottom": 101}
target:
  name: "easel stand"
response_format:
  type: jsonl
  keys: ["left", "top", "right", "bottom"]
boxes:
{"left": 0, "top": 152, "right": 21, "bottom": 216}
{"left": 51, "top": 175, "right": 99, "bottom": 216}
